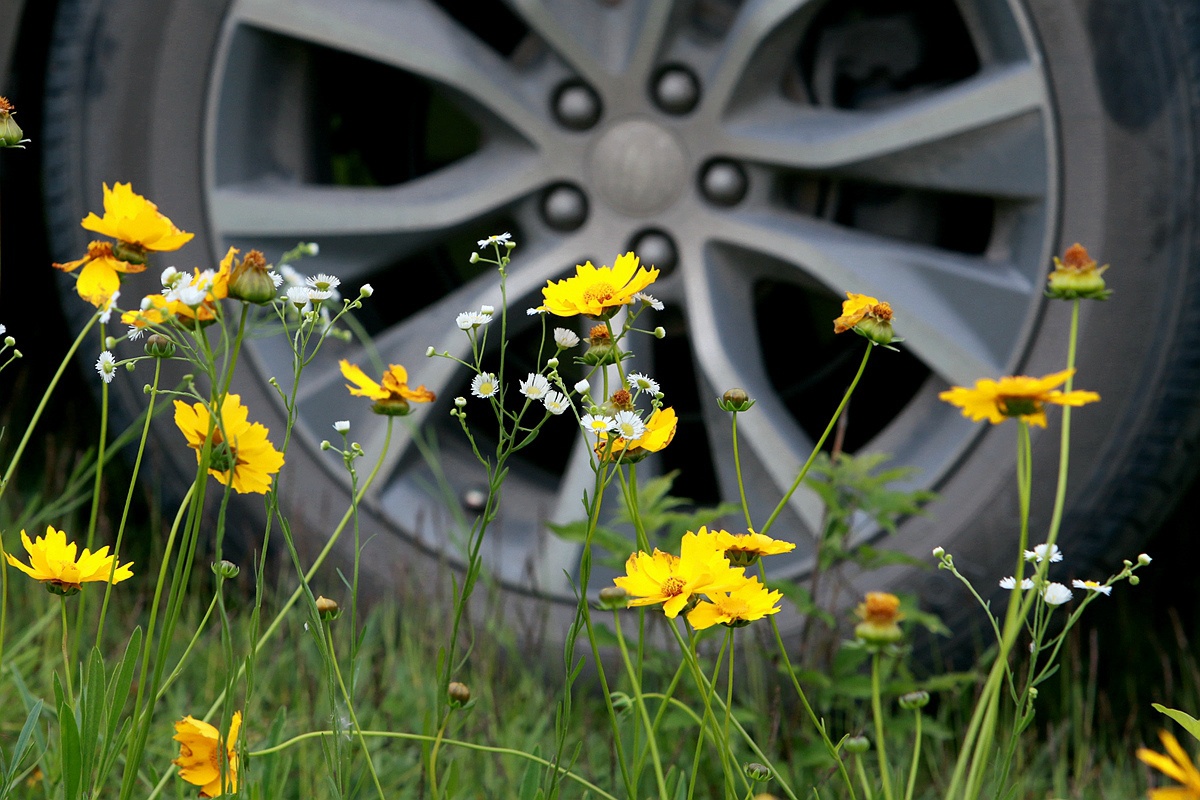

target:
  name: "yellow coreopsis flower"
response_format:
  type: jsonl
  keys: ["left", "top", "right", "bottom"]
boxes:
{"left": 5, "top": 525, "right": 133, "bottom": 595}
{"left": 714, "top": 529, "right": 796, "bottom": 566}
{"left": 53, "top": 240, "right": 146, "bottom": 308}
{"left": 174, "top": 394, "right": 285, "bottom": 494}
{"left": 81, "top": 182, "right": 194, "bottom": 254}
{"left": 173, "top": 711, "right": 242, "bottom": 798}
{"left": 613, "top": 528, "right": 744, "bottom": 618}
{"left": 539, "top": 252, "right": 659, "bottom": 318}
{"left": 938, "top": 368, "right": 1099, "bottom": 427}
{"left": 687, "top": 576, "right": 782, "bottom": 630}
{"left": 854, "top": 591, "right": 904, "bottom": 645}
{"left": 598, "top": 406, "right": 677, "bottom": 462}
{"left": 339, "top": 359, "right": 436, "bottom": 416}
{"left": 1138, "top": 730, "right": 1200, "bottom": 800}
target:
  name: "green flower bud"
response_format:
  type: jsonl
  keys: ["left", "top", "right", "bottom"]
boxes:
{"left": 448, "top": 681, "right": 471, "bottom": 707}
{"left": 598, "top": 586, "right": 628, "bottom": 610}
{"left": 145, "top": 334, "right": 176, "bottom": 359}
{"left": 843, "top": 735, "right": 870, "bottom": 754}
{"left": 898, "top": 690, "right": 930, "bottom": 710}
{"left": 0, "top": 98, "right": 27, "bottom": 148}
{"left": 371, "top": 397, "right": 412, "bottom": 416}
{"left": 228, "top": 250, "right": 277, "bottom": 305}
{"left": 111, "top": 240, "right": 148, "bottom": 266}
{"left": 1046, "top": 244, "right": 1111, "bottom": 301}
{"left": 718, "top": 387, "right": 755, "bottom": 412}
{"left": 211, "top": 560, "right": 240, "bottom": 579}
{"left": 315, "top": 595, "right": 341, "bottom": 620}
{"left": 744, "top": 763, "right": 771, "bottom": 782}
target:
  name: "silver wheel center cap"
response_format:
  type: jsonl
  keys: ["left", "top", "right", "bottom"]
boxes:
{"left": 588, "top": 119, "right": 688, "bottom": 217}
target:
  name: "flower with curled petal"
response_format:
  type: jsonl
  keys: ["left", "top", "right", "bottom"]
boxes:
{"left": 173, "top": 712, "right": 241, "bottom": 798}
{"left": 939, "top": 369, "right": 1099, "bottom": 427}
{"left": 81, "top": 182, "right": 194, "bottom": 253}
{"left": 6, "top": 525, "right": 132, "bottom": 594}
{"left": 614, "top": 529, "right": 745, "bottom": 618}
{"left": 1139, "top": 730, "right": 1200, "bottom": 800}
{"left": 340, "top": 360, "right": 435, "bottom": 416}
{"left": 598, "top": 407, "right": 677, "bottom": 462}
{"left": 687, "top": 576, "right": 782, "bottom": 630}
{"left": 539, "top": 252, "right": 659, "bottom": 318}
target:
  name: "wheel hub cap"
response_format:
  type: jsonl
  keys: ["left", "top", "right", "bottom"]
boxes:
{"left": 588, "top": 119, "right": 687, "bottom": 217}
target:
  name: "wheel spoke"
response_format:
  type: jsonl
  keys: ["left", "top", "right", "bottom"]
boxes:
{"left": 718, "top": 63, "right": 1047, "bottom": 197}
{"left": 210, "top": 146, "right": 547, "bottom": 239}
{"left": 700, "top": 208, "right": 1036, "bottom": 385}
{"left": 501, "top": 0, "right": 613, "bottom": 87}
{"left": 623, "top": 0, "right": 684, "bottom": 81}
{"left": 700, "top": 0, "right": 820, "bottom": 116}
{"left": 232, "top": 0, "right": 552, "bottom": 144}
{"left": 677, "top": 239, "right": 826, "bottom": 535}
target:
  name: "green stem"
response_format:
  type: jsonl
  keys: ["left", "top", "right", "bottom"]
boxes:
{"left": 614, "top": 609, "right": 669, "bottom": 799}
{"left": 60, "top": 597, "right": 74, "bottom": 706}
{"left": 0, "top": 314, "right": 98, "bottom": 670}
{"left": 74, "top": 325, "right": 110, "bottom": 656}
{"left": 731, "top": 411, "right": 753, "bottom": 530}
{"left": 871, "top": 653, "right": 895, "bottom": 800}
{"left": 96, "top": 358, "right": 161, "bottom": 645}
{"left": 759, "top": 344, "right": 871, "bottom": 537}
{"left": 904, "top": 710, "right": 922, "bottom": 800}
{"left": 247, "top": 730, "right": 620, "bottom": 800}
{"left": 328, "top": 622, "right": 386, "bottom": 800}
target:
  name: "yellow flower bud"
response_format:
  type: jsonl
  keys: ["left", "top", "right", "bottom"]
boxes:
{"left": 1046, "top": 243, "right": 1111, "bottom": 300}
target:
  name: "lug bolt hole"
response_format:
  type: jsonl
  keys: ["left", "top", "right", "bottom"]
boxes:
{"left": 552, "top": 81, "right": 602, "bottom": 130}
{"left": 652, "top": 64, "right": 701, "bottom": 115}
{"left": 541, "top": 183, "right": 589, "bottom": 231}
{"left": 700, "top": 159, "right": 748, "bottom": 207}
{"left": 628, "top": 229, "right": 678, "bottom": 275}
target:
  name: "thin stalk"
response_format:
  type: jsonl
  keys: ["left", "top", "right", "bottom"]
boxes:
{"left": 613, "top": 609, "right": 669, "bottom": 799}
{"left": 0, "top": 314, "right": 98, "bottom": 670}
{"left": 328, "top": 622, "right": 386, "bottom": 800}
{"left": 96, "top": 358, "right": 161, "bottom": 644}
{"left": 904, "top": 710, "right": 922, "bottom": 800}
{"left": 759, "top": 344, "right": 871, "bottom": 537}
{"left": 73, "top": 323, "right": 110, "bottom": 656}
{"left": 60, "top": 597, "right": 74, "bottom": 706}
{"left": 731, "top": 411, "right": 753, "bottom": 529}
{"left": 871, "top": 653, "right": 895, "bottom": 800}
{"left": 246, "top": 730, "right": 621, "bottom": 800}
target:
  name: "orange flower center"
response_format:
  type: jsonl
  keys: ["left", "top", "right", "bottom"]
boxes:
{"left": 0, "top": 96, "right": 12, "bottom": 113}
{"left": 870, "top": 302, "right": 893, "bottom": 321}
{"left": 1062, "top": 243, "right": 1093, "bottom": 270}
{"left": 716, "top": 597, "right": 750, "bottom": 618}
{"left": 582, "top": 282, "right": 616, "bottom": 306}
{"left": 862, "top": 591, "right": 901, "bottom": 623}
{"left": 242, "top": 250, "right": 266, "bottom": 269}
{"left": 87, "top": 241, "right": 116, "bottom": 259}
{"left": 611, "top": 389, "right": 632, "bottom": 409}
{"left": 660, "top": 576, "right": 687, "bottom": 597}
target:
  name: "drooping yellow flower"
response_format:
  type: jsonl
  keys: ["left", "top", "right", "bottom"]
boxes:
{"left": 5, "top": 525, "right": 133, "bottom": 594}
{"left": 613, "top": 528, "right": 744, "bottom": 618}
{"left": 539, "top": 252, "right": 659, "bottom": 318}
{"left": 1046, "top": 243, "right": 1111, "bottom": 301}
{"left": 938, "top": 368, "right": 1099, "bottom": 427}
{"left": 854, "top": 591, "right": 904, "bottom": 645}
{"left": 599, "top": 406, "right": 677, "bottom": 462}
{"left": 713, "top": 529, "right": 796, "bottom": 566}
{"left": 81, "top": 182, "right": 194, "bottom": 253}
{"left": 53, "top": 240, "right": 145, "bottom": 308}
{"left": 174, "top": 394, "right": 284, "bottom": 494}
{"left": 687, "top": 576, "right": 782, "bottom": 630}
{"left": 339, "top": 359, "right": 436, "bottom": 416}
{"left": 173, "top": 712, "right": 242, "bottom": 798}
{"left": 1138, "top": 730, "right": 1200, "bottom": 800}
{"left": 833, "top": 291, "right": 896, "bottom": 345}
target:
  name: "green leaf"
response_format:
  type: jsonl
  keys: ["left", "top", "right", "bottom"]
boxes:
{"left": 59, "top": 700, "right": 82, "bottom": 800}
{"left": 106, "top": 627, "right": 142, "bottom": 739}
{"left": 1152, "top": 703, "right": 1200, "bottom": 743}
{"left": 2, "top": 699, "right": 43, "bottom": 792}
{"left": 517, "top": 749, "right": 540, "bottom": 800}
{"left": 81, "top": 647, "right": 106, "bottom": 787}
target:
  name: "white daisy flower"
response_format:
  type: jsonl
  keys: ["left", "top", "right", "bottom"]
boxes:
{"left": 177, "top": 284, "right": 208, "bottom": 307}
{"left": 1041, "top": 582, "right": 1072, "bottom": 605}
{"left": 140, "top": 296, "right": 154, "bottom": 310}
{"left": 360, "top": 283, "right": 374, "bottom": 297}
{"left": 193, "top": 270, "right": 216, "bottom": 292}
{"left": 633, "top": 292, "right": 664, "bottom": 311}
{"left": 1138, "top": 553, "right": 1153, "bottom": 565}
{"left": 999, "top": 576, "right": 1034, "bottom": 590}
{"left": 307, "top": 273, "right": 341, "bottom": 293}
{"left": 95, "top": 351, "right": 116, "bottom": 384}
{"left": 542, "top": 391, "right": 570, "bottom": 415}
{"left": 1071, "top": 579, "right": 1112, "bottom": 595}
{"left": 477, "top": 232, "right": 512, "bottom": 249}
{"left": 99, "top": 290, "right": 120, "bottom": 324}
{"left": 612, "top": 410, "right": 646, "bottom": 440}
{"left": 287, "top": 286, "right": 312, "bottom": 308}
{"left": 627, "top": 372, "right": 660, "bottom": 396}
{"left": 526, "top": 307, "right": 546, "bottom": 316}
{"left": 471, "top": 372, "right": 499, "bottom": 399}
{"left": 0, "top": 324, "right": 5, "bottom": 336}
{"left": 279, "top": 264, "right": 306, "bottom": 286}
{"left": 573, "top": 379, "right": 591, "bottom": 395}
{"left": 520, "top": 373, "right": 551, "bottom": 400}
{"left": 305, "top": 242, "right": 320, "bottom": 256}
{"left": 269, "top": 270, "right": 284, "bottom": 288}
{"left": 553, "top": 328, "right": 580, "bottom": 349}
{"left": 333, "top": 420, "right": 350, "bottom": 434}
{"left": 160, "top": 267, "right": 181, "bottom": 288}
{"left": 456, "top": 311, "right": 491, "bottom": 330}
{"left": 127, "top": 325, "right": 145, "bottom": 340}
{"left": 308, "top": 288, "right": 333, "bottom": 301}
{"left": 480, "top": 304, "right": 495, "bottom": 315}
{"left": 1024, "top": 543, "right": 1063, "bottom": 563}
{"left": 581, "top": 414, "right": 616, "bottom": 435}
